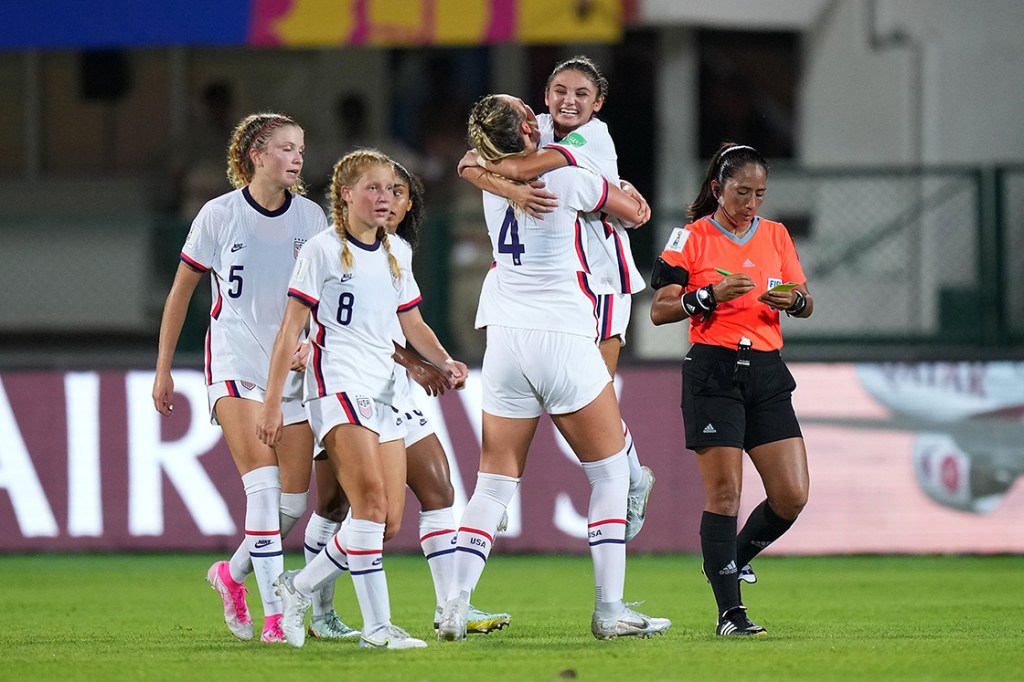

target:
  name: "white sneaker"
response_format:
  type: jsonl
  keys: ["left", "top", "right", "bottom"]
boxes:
{"left": 739, "top": 564, "right": 757, "bottom": 584}
{"left": 359, "top": 623, "right": 427, "bottom": 650}
{"left": 309, "top": 610, "right": 361, "bottom": 639}
{"left": 624, "top": 466, "right": 655, "bottom": 542}
{"left": 437, "top": 596, "right": 469, "bottom": 642}
{"left": 274, "top": 570, "right": 311, "bottom": 648}
{"left": 591, "top": 603, "right": 671, "bottom": 640}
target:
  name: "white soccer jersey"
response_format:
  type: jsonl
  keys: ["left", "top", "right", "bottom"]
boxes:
{"left": 288, "top": 229, "right": 419, "bottom": 405}
{"left": 474, "top": 165, "right": 609, "bottom": 337}
{"left": 388, "top": 235, "right": 423, "bottom": 347}
{"left": 538, "top": 113, "right": 645, "bottom": 295}
{"left": 180, "top": 187, "right": 327, "bottom": 398}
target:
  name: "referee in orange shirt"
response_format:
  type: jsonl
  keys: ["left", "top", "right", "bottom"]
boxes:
{"left": 650, "top": 142, "right": 813, "bottom": 637}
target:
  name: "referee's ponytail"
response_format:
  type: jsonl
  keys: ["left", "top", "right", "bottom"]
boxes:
{"left": 688, "top": 141, "right": 768, "bottom": 222}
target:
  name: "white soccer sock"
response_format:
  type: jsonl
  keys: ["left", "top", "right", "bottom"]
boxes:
{"left": 346, "top": 519, "right": 390, "bottom": 636}
{"left": 239, "top": 466, "right": 284, "bottom": 617}
{"left": 279, "top": 491, "right": 308, "bottom": 539}
{"left": 419, "top": 507, "right": 457, "bottom": 610}
{"left": 623, "top": 421, "right": 645, "bottom": 494}
{"left": 296, "top": 521, "right": 349, "bottom": 596}
{"left": 228, "top": 490, "right": 308, "bottom": 579}
{"left": 449, "top": 472, "right": 520, "bottom": 602}
{"left": 582, "top": 450, "right": 628, "bottom": 616}
{"left": 303, "top": 512, "right": 342, "bottom": 616}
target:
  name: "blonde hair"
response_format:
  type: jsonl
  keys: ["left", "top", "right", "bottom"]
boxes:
{"left": 466, "top": 95, "right": 526, "bottom": 163}
{"left": 226, "top": 113, "right": 306, "bottom": 194}
{"left": 329, "top": 148, "right": 400, "bottom": 277}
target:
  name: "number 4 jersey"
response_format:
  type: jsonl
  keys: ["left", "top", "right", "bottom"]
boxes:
{"left": 180, "top": 187, "right": 328, "bottom": 393}
{"left": 474, "top": 165, "right": 610, "bottom": 338}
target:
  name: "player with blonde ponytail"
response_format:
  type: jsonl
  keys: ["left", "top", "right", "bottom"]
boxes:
{"left": 258, "top": 149, "right": 467, "bottom": 650}
{"left": 153, "top": 112, "right": 326, "bottom": 644}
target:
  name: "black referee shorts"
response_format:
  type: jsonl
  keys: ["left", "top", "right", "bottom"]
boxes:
{"left": 681, "top": 343, "right": 802, "bottom": 452}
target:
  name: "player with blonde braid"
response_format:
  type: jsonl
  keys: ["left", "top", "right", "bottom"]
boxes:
{"left": 259, "top": 149, "right": 467, "bottom": 650}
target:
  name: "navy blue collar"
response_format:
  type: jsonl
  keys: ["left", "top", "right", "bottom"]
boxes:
{"left": 242, "top": 186, "right": 292, "bottom": 217}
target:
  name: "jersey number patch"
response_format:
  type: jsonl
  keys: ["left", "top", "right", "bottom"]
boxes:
{"left": 498, "top": 206, "right": 525, "bottom": 266}
{"left": 228, "top": 265, "right": 244, "bottom": 298}
{"left": 337, "top": 292, "right": 355, "bottom": 326}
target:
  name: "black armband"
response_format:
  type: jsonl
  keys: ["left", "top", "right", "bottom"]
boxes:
{"left": 650, "top": 257, "right": 689, "bottom": 290}
{"left": 681, "top": 284, "right": 717, "bottom": 320}
{"left": 786, "top": 290, "right": 807, "bottom": 317}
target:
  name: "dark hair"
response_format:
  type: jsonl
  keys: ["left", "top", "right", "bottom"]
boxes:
{"left": 467, "top": 95, "right": 525, "bottom": 161}
{"left": 546, "top": 55, "right": 609, "bottom": 101}
{"left": 391, "top": 160, "right": 425, "bottom": 249}
{"left": 688, "top": 141, "right": 769, "bottom": 222}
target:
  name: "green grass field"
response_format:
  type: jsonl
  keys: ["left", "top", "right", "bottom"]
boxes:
{"left": 3, "top": 553, "right": 1020, "bottom": 681}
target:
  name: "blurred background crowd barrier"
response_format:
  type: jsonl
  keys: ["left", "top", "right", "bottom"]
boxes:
{"left": 1, "top": 1, "right": 1023, "bottom": 553}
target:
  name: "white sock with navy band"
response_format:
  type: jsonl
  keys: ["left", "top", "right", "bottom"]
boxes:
{"left": 622, "top": 422, "right": 645, "bottom": 494}
{"left": 582, "top": 450, "right": 629, "bottom": 617}
{"left": 448, "top": 472, "right": 520, "bottom": 602}
{"left": 346, "top": 519, "right": 390, "bottom": 636}
{"left": 304, "top": 513, "right": 342, "bottom": 617}
{"left": 228, "top": 490, "right": 308, "bottom": 579}
{"left": 419, "top": 507, "right": 457, "bottom": 611}
{"left": 239, "top": 466, "right": 284, "bottom": 617}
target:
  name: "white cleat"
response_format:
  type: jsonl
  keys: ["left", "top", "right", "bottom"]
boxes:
{"left": 437, "top": 596, "right": 469, "bottom": 642}
{"left": 592, "top": 603, "right": 672, "bottom": 640}
{"left": 309, "top": 610, "right": 361, "bottom": 639}
{"left": 274, "top": 570, "right": 311, "bottom": 648}
{"left": 625, "top": 466, "right": 655, "bottom": 542}
{"left": 359, "top": 623, "right": 427, "bottom": 650}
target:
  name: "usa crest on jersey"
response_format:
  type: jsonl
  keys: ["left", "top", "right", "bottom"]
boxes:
{"left": 356, "top": 395, "right": 374, "bottom": 419}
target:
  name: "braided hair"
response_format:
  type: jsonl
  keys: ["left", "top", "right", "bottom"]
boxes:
{"left": 467, "top": 95, "right": 525, "bottom": 162}
{"left": 328, "top": 148, "right": 400, "bottom": 278}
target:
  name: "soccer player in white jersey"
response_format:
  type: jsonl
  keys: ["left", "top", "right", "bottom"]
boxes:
{"left": 152, "top": 113, "right": 325, "bottom": 643}
{"left": 437, "top": 94, "right": 671, "bottom": 642}
{"left": 258, "top": 149, "right": 466, "bottom": 650}
{"left": 458, "top": 56, "right": 656, "bottom": 543}
{"left": 297, "top": 161, "right": 512, "bottom": 637}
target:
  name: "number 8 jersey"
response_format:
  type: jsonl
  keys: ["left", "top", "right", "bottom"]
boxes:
{"left": 474, "top": 165, "right": 610, "bottom": 338}
{"left": 287, "top": 229, "right": 421, "bottom": 405}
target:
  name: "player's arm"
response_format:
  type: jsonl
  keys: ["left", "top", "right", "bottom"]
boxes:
{"left": 478, "top": 147, "right": 569, "bottom": 182}
{"left": 257, "top": 297, "right": 312, "bottom": 447}
{"left": 600, "top": 182, "right": 648, "bottom": 229}
{"left": 398, "top": 307, "right": 468, "bottom": 390}
{"left": 458, "top": 151, "right": 558, "bottom": 219}
{"left": 619, "top": 179, "right": 652, "bottom": 227}
{"left": 152, "top": 261, "right": 204, "bottom": 416}
{"left": 393, "top": 341, "right": 451, "bottom": 396}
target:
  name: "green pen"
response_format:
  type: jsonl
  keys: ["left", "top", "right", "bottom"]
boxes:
{"left": 715, "top": 268, "right": 732, "bottom": 276}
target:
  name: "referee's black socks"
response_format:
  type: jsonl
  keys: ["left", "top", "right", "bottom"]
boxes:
{"left": 700, "top": 511, "right": 741, "bottom": 613}
{"left": 736, "top": 499, "right": 795, "bottom": 568}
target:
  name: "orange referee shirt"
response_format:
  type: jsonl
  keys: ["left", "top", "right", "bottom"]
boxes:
{"left": 658, "top": 215, "right": 806, "bottom": 351}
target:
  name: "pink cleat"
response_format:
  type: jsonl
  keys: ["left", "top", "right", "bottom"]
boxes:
{"left": 206, "top": 561, "right": 253, "bottom": 641}
{"left": 261, "top": 613, "right": 285, "bottom": 643}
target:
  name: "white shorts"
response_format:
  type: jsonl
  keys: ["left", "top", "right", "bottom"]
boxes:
{"left": 393, "top": 371, "right": 434, "bottom": 447}
{"left": 207, "top": 380, "right": 306, "bottom": 427}
{"left": 306, "top": 391, "right": 406, "bottom": 453}
{"left": 481, "top": 325, "right": 611, "bottom": 419}
{"left": 596, "top": 292, "right": 632, "bottom": 346}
